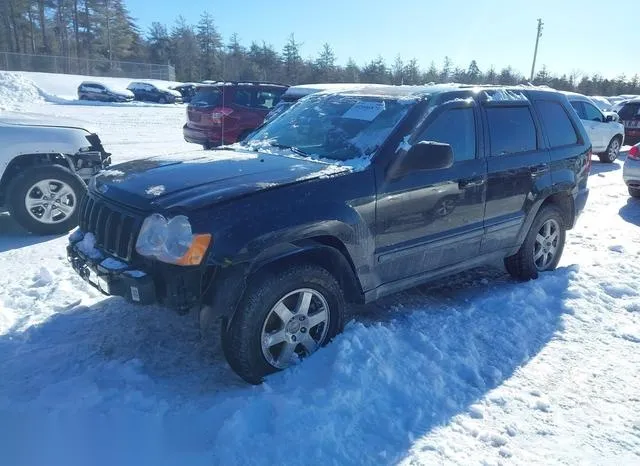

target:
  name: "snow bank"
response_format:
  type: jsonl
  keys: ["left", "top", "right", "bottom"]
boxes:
{"left": 0, "top": 71, "right": 44, "bottom": 110}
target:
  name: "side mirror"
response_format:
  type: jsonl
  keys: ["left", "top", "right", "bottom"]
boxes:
{"left": 605, "top": 114, "right": 614, "bottom": 122}
{"left": 389, "top": 141, "right": 454, "bottom": 179}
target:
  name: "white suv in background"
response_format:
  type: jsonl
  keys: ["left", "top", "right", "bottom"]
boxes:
{"left": 564, "top": 92, "right": 625, "bottom": 163}
{"left": 0, "top": 112, "right": 110, "bottom": 234}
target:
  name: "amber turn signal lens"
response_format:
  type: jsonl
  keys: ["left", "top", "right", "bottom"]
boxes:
{"left": 177, "top": 234, "right": 212, "bottom": 266}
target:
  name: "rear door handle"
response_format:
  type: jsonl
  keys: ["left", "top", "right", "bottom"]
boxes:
{"left": 530, "top": 164, "right": 549, "bottom": 175}
{"left": 459, "top": 177, "right": 486, "bottom": 189}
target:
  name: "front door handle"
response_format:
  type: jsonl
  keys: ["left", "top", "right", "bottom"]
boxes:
{"left": 459, "top": 177, "right": 486, "bottom": 189}
{"left": 530, "top": 163, "right": 549, "bottom": 175}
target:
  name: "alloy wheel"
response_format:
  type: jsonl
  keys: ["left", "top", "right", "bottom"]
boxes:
{"left": 24, "top": 179, "right": 77, "bottom": 225}
{"left": 260, "top": 288, "right": 330, "bottom": 369}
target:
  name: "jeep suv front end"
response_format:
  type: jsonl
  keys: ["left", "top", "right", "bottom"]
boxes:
{"left": 67, "top": 192, "right": 210, "bottom": 311}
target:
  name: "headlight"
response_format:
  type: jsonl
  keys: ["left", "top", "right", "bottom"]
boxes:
{"left": 135, "top": 214, "right": 211, "bottom": 266}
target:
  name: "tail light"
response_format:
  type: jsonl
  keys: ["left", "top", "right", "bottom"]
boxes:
{"left": 629, "top": 145, "right": 640, "bottom": 160}
{"left": 210, "top": 107, "right": 234, "bottom": 124}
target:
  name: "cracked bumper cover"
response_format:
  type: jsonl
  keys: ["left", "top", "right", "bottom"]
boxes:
{"left": 67, "top": 232, "right": 206, "bottom": 311}
{"left": 67, "top": 241, "right": 157, "bottom": 305}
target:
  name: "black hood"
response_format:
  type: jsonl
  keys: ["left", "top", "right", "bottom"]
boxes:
{"left": 92, "top": 149, "right": 350, "bottom": 211}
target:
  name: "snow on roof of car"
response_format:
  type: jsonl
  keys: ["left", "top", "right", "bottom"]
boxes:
{"left": 80, "top": 80, "right": 131, "bottom": 94}
{"left": 282, "top": 83, "right": 367, "bottom": 98}
{"left": 322, "top": 83, "right": 539, "bottom": 102}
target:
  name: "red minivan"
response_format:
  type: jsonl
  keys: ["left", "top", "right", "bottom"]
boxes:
{"left": 183, "top": 82, "right": 288, "bottom": 148}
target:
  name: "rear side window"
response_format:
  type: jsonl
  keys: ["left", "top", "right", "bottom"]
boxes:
{"left": 416, "top": 108, "right": 476, "bottom": 161}
{"left": 618, "top": 102, "right": 640, "bottom": 120}
{"left": 486, "top": 106, "right": 537, "bottom": 156}
{"left": 570, "top": 101, "right": 586, "bottom": 119}
{"left": 234, "top": 89, "right": 252, "bottom": 107}
{"left": 191, "top": 88, "right": 221, "bottom": 106}
{"left": 583, "top": 102, "right": 603, "bottom": 122}
{"left": 534, "top": 101, "right": 579, "bottom": 148}
{"left": 254, "top": 90, "right": 279, "bottom": 110}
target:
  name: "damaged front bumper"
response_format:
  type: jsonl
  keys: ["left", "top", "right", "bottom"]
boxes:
{"left": 67, "top": 230, "right": 206, "bottom": 312}
{"left": 71, "top": 133, "right": 112, "bottom": 181}
{"left": 67, "top": 237, "right": 156, "bottom": 305}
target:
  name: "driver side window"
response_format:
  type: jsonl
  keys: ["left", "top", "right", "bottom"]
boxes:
{"left": 415, "top": 108, "right": 476, "bottom": 162}
{"left": 583, "top": 102, "right": 604, "bottom": 122}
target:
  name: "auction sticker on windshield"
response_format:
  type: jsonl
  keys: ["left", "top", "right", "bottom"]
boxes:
{"left": 342, "top": 101, "right": 386, "bottom": 121}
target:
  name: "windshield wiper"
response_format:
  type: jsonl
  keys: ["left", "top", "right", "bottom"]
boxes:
{"left": 267, "top": 142, "right": 309, "bottom": 157}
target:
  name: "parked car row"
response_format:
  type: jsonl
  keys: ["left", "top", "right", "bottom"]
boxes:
{"left": 77, "top": 80, "right": 193, "bottom": 104}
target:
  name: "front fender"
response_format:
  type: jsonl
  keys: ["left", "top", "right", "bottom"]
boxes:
{"left": 197, "top": 169, "right": 377, "bottom": 291}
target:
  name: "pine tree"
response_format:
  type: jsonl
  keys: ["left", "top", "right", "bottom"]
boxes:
{"left": 403, "top": 58, "right": 420, "bottom": 85}
{"left": 282, "top": 33, "right": 302, "bottom": 84}
{"left": 197, "top": 12, "right": 222, "bottom": 80}
{"left": 225, "top": 33, "right": 248, "bottom": 80}
{"left": 170, "top": 16, "right": 200, "bottom": 81}
{"left": 315, "top": 43, "right": 336, "bottom": 82}
{"left": 467, "top": 60, "right": 480, "bottom": 84}
{"left": 392, "top": 55, "right": 404, "bottom": 85}
{"left": 341, "top": 58, "right": 360, "bottom": 83}
{"left": 423, "top": 61, "right": 438, "bottom": 83}
{"left": 148, "top": 22, "right": 170, "bottom": 63}
{"left": 361, "top": 56, "right": 389, "bottom": 84}
{"left": 440, "top": 56, "right": 452, "bottom": 82}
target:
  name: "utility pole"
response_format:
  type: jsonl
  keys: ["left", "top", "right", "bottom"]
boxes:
{"left": 530, "top": 18, "right": 543, "bottom": 82}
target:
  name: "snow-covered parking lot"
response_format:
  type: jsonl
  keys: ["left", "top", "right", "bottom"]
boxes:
{"left": 1, "top": 72, "right": 639, "bottom": 465}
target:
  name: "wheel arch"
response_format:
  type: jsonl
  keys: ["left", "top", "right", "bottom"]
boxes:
{"left": 511, "top": 190, "right": 575, "bottom": 255}
{"left": 248, "top": 237, "right": 364, "bottom": 305}
{"left": 0, "top": 153, "right": 73, "bottom": 204}
{"left": 207, "top": 237, "right": 365, "bottom": 334}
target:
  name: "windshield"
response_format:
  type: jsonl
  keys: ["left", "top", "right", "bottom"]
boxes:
{"left": 245, "top": 93, "right": 412, "bottom": 162}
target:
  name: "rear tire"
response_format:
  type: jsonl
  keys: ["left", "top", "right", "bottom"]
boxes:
{"left": 7, "top": 165, "right": 86, "bottom": 235}
{"left": 629, "top": 187, "right": 640, "bottom": 198}
{"left": 221, "top": 264, "right": 345, "bottom": 384}
{"left": 504, "top": 205, "right": 566, "bottom": 281}
{"left": 599, "top": 136, "right": 621, "bottom": 163}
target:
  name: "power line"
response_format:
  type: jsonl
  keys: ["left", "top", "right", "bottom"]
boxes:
{"left": 530, "top": 18, "right": 544, "bottom": 82}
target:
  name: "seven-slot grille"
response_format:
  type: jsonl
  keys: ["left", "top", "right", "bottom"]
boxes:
{"left": 79, "top": 194, "right": 141, "bottom": 261}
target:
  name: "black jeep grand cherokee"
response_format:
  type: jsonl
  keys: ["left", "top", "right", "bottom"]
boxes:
{"left": 67, "top": 85, "right": 590, "bottom": 384}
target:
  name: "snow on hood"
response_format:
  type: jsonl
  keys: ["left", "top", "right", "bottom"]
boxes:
{"left": 0, "top": 111, "right": 97, "bottom": 134}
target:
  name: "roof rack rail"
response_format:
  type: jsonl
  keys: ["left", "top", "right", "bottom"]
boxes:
{"left": 198, "top": 80, "right": 289, "bottom": 87}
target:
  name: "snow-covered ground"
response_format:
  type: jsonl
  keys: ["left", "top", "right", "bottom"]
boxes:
{"left": 1, "top": 72, "right": 639, "bottom": 466}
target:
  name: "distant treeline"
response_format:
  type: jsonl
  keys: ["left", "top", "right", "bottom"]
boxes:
{"left": 2, "top": 1, "right": 639, "bottom": 96}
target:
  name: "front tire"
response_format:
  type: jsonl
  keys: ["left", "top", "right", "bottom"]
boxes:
{"left": 504, "top": 205, "right": 566, "bottom": 281}
{"left": 7, "top": 165, "right": 86, "bottom": 235}
{"left": 599, "top": 136, "right": 621, "bottom": 163}
{"left": 222, "top": 264, "right": 345, "bottom": 384}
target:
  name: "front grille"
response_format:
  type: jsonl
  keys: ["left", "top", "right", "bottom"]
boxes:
{"left": 79, "top": 194, "right": 141, "bottom": 261}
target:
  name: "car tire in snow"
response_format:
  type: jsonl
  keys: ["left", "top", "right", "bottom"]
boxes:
{"left": 504, "top": 205, "right": 566, "bottom": 281}
{"left": 222, "top": 264, "right": 345, "bottom": 384}
{"left": 7, "top": 164, "right": 86, "bottom": 235}
{"left": 629, "top": 187, "right": 640, "bottom": 198}
{"left": 599, "top": 136, "right": 621, "bottom": 163}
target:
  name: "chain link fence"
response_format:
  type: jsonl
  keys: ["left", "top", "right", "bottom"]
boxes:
{"left": 0, "top": 52, "right": 176, "bottom": 81}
